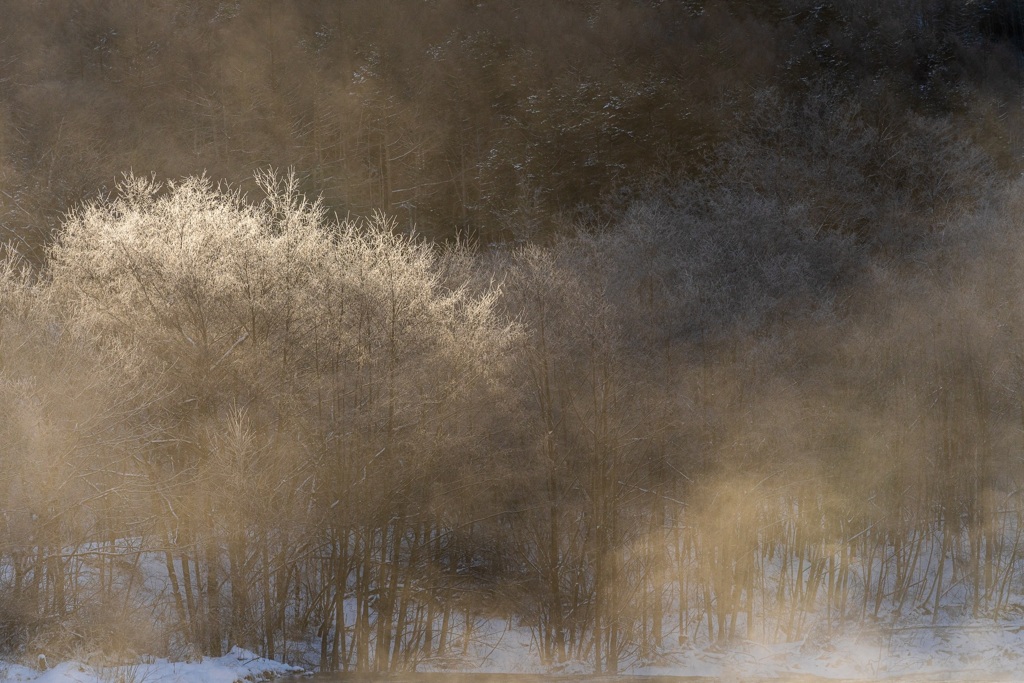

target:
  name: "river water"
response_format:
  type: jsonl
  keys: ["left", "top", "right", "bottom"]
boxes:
{"left": 276, "top": 679, "right": 708, "bottom": 683}
{"left": 275, "top": 674, "right": 861, "bottom": 683}
{"left": 275, "top": 674, "right": 1012, "bottom": 683}
{"left": 278, "top": 676, "right": 735, "bottom": 683}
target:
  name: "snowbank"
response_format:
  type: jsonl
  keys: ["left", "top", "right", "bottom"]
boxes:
{"left": 626, "top": 620, "right": 1024, "bottom": 680}
{"left": 8, "top": 618, "right": 1024, "bottom": 681}
{"left": 375, "top": 614, "right": 1024, "bottom": 680}
{"left": 0, "top": 647, "right": 303, "bottom": 683}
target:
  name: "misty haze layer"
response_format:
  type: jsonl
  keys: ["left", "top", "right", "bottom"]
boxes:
{"left": 4, "top": 0, "right": 1024, "bottom": 677}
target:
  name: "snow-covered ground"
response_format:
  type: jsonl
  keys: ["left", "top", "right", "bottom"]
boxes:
{"left": 400, "top": 614, "right": 1024, "bottom": 680}
{"left": 4, "top": 622, "right": 1024, "bottom": 681}
{"left": 0, "top": 647, "right": 301, "bottom": 683}
{"left": 629, "top": 623, "right": 1024, "bottom": 680}
{"left": 7, "top": 542, "right": 1024, "bottom": 680}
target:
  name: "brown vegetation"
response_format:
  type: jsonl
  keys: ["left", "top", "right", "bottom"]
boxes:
{"left": 3, "top": 0, "right": 1024, "bottom": 675}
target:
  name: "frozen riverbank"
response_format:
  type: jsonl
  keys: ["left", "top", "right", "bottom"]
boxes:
{"left": 4, "top": 621, "right": 1024, "bottom": 683}
{"left": 0, "top": 646, "right": 302, "bottom": 683}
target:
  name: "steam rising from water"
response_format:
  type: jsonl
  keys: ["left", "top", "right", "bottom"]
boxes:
{"left": 3, "top": 2, "right": 1024, "bottom": 677}
{"left": 0, "top": 169, "right": 1022, "bottom": 678}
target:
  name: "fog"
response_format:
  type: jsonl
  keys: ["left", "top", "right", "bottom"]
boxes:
{"left": 3, "top": 1, "right": 1024, "bottom": 678}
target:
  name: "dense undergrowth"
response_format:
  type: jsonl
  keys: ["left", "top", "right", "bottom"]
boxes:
{"left": 5, "top": 0, "right": 1024, "bottom": 675}
{"left": 1, "top": 159, "right": 1024, "bottom": 672}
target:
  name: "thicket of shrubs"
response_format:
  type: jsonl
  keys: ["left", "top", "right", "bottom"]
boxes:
{"left": 0, "top": 150, "right": 1023, "bottom": 671}
{"left": 4, "top": 0, "right": 1024, "bottom": 674}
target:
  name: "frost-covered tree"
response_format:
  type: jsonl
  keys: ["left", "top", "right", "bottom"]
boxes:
{"left": 46, "top": 171, "right": 515, "bottom": 667}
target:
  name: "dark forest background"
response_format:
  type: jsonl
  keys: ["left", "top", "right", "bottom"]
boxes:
{"left": 8, "top": 0, "right": 1024, "bottom": 676}
{"left": 4, "top": 0, "right": 1024, "bottom": 254}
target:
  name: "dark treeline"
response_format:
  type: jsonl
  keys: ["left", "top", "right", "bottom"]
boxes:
{"left": 3, "top": 0, "right": 1024, "bottom": 255}
{"left": 5, "top": 0, "right": 1024, "bottom": 676}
